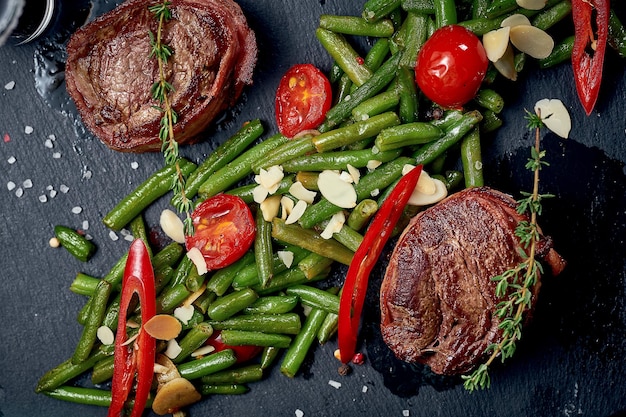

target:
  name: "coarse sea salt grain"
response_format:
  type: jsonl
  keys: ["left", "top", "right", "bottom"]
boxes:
{"left": 131, "top": 161, "right": 139, "bottom": 169}
{"left": 39, "top": 195, "right": 47, "bottom": 203}
{"left": 328, "top": 380, "right": 342, "bottom": 389}
{"left": 4, "top": 81, "right": 15, "bottom": 90}
{"left": 7, "top": 156, "right": 16, "bottom": 164}
{"left": 71, "top": 206, "right": 83, "bottom": 214}
{"left": 82, "top": 220, "right": 89, "bottom": 230}
{"left": 15, "top": 187, "right": 23, "bottom": 197}
{"left": 7, "top": 181, "right": 16, "bottom": 191}
{"left": 362, "top": 385, "right": 368, "bottom": 393}
{"left": 24, "top": 126, "right": 33, "bottom": 134}
{"left": 52, "top": 152, "right": 61, "bottom": 159}
{"left": 23, "top": 179, "right": 33, "bottom": 188}
{"left": 44, "top": 138, "right": 54, "bottom": 148}
{"left": 60, "top": 184, "right": 69, "bottom": 193}
{"left": 109, "top": 230, "right": 119, "bottom": 241}
{"left": 295, "top": 410, "right": 304, "bottom": 417}
{"left": 402, "top": 410, "right": 410, "bottom": 416}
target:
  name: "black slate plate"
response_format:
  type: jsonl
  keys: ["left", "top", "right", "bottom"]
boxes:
{"left": 1, "top": 1, "right": 625, "bottom": 417}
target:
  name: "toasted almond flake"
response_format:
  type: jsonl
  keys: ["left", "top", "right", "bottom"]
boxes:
{"left": 339, "top": 171, "right": 354, "bottom": 184}
{"left": 366, "top": 160, "right": 382, "bottom": 170}
{"left": 281, "top": 196, "right": 295, "bottom": 220}
{"left": 415, "top": 171, "right": 437, "bottom": 195}
{"left": 321, "top": 211, "right": 345, "bottom": 239}
{"left": 408, "top": 177, "right": 448, "bottom": 206}
{"left": 346, "top": 164, "right": 361, "bottom": 184}
{"left": 144, "top": 314, "right": 182, "bottom": 341}
{"left": 285, "top": 200, "right": 308, "bottom": 224}
{"left": 160, "top": 209, "right": 186, "bottom": 244}
{"left": 182, "top": 282, "right": 207, "bottom": 307}
{"left": 97, "top": 326, "right": 115, "bottom": 345}
{"left": 122, "top": 331, "right": 139, "bottom": 346}
{"left": 260, "top": 194, "right": 281, "bottom": 221}
{"left": 164, "top": 339, "right": 183, "bottom": 359}
{"left": 126, "top": 319, "right": 141, "bottom": 329}
{"left": 154, "top": 363, "right": 170, "bottom": 374}
{"left": 49, "top": 237, "right": 60, "bottom": 248}
{"left": 174, "top": 304, "right": 195, "bottom": 325}
{"left": 509, "top": 25, "right": 554, "bottom": 59}
{"left": 318, "top": 170, "right": 357, "bottom": 209}
{"left": 493, "top": 44, "right": 518, "bottom": 81}
{"left": 258, "top": 165, "right": 284, "bottom": 190}
{"left": 191, "top": 344, "right": 216, "bottom": 357}
{"left": 277, "top": 250, "right": 295, "bottom": 268}
{"left": 534, "top": 98, "right": 571, "bottom": 138}
{"left": 253, "top": 184, "right": 270, "bottom": 203}
{"left": 289, "top": 181, "right": 317, "bottom": 204}
{"left": 187, "top": 247, "right": 208, "bottom": 275}
{"left": 483, "top": 26, "right": 511, "bottom": 62}
{"left": 516, "top": 0, "right": 546, "bottom": 10}
{"left": 501, "top": 13, "right": 531, "bottom": 27}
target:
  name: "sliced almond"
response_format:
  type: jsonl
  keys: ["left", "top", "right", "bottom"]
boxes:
{"left": 277, "top": 250, "right": 295, "bottom": 268}
{"left": 509, "top": 25, "right": 554, "bottom": 59}
{"left": 191, "top": 344, "right": 216, "bottom": 358}
{"left": 317, "top": 170, "right": 357, "bottom": 209}
{"left": 493, "top": 43, "right": 518, "bottom": 81}
{"left": 174, "top": 304, "right": 195, "bottom": 325}
{"left": 289, "top": 181, "right": 317, "bottom": 204}
{"left": 321, "top": 211, "right": 346, "bottom": 239}
{"left": 260, "top": 194, "right": 281, "bottom": 221}
{"left": 285, "top": 200, "right": 308, "bottom": 224}
{"left": 415, "top": 171, "right": 437, "bottom": 195}
{"left": 257, "top": 165, "right": 284, "bottom": 190}
{"left": 339, "top": 171, "right": 354, "bottom": 184}
{"left": 534, "top": 98, "right": 571, "bottom": 139}
{"left": 408, "top": 178, "right": 448, "bottom": 206}
{"left": 252, "top": 184, "right": 270, "bottom": 204}
{"left": 346, "top": 164, "right": 361, "bottom": 184}
{"left": 516, "top": 0, "right": 546, "bottom": 11}
{"left": 366, "top": 160, "right": 382, "bottom": 170}
{"left": 280, "top": 196, "right": 295, "bottom": 220}
{"left": 187, "top": 247, "right": 208, "bottom": 275}
{"left": 164, "top": 338, "right": 183, "bottom": 359}
{"left": 160, "top": 209, "right": 185, "bottom": 244}
{"left": 483, "top": 26, "right": 511, "bottom": 62}
{"left": 152, "top": 377, "right": 202, "bottom": 415}
{"left": 96, "top": 325, "right": 115, "bottom": 346}
{"left": 501, "top": 13, "right": 531, "bottom": 28}
{"left": 144, "top": 314, "right": 183, "bottom": 341}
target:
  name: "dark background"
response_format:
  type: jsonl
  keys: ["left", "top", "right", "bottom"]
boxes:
{"left": 1, "top": 1, "right": 625, "bottom": 416}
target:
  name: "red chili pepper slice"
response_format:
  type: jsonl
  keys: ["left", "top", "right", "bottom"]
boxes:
{"left": 337, "top": 165, "right": 423, "bottom": 364}
{"left": 571, "top": 0, "right": 610, "bottom": 115}
{"left": 108, "top": 239, "right": 156, "bottom": 417}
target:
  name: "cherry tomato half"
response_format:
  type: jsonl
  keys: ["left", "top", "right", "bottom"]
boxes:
{"left": 205, "top": 331, "right": 262, "bottom": 363}
{"left": 185, "top": 194, "right": 255, "bottom": 271}
{"left": 275, "top": 63, "right": 332, "bottom": 138}
{"left": 415, "top": 25, "right": 488, "bottom": 109}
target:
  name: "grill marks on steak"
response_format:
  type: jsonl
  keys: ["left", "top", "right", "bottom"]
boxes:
{"left": 65, "top": 0, "right": 257, "bottom": 152}
{"left": 380, "top": 187, "right": 565, "bottom": 375}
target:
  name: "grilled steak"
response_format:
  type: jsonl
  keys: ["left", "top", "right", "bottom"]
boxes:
{"left": 65, "top": 0, "right": 257, "bottom": 152}
{"left": 380, "top": 187, "right": 565, "bottom": 375}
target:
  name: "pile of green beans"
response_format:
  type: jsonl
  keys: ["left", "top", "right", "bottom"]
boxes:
{"left": 38, "top": 0, "right": 626, "bottom": 410}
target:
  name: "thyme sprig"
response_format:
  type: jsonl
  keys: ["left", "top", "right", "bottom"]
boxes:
{"left": 461, "top": 110, "right": 553, "bottom": 391}
{"left": 148, "top": 0, "right": 193, "bottom": 235}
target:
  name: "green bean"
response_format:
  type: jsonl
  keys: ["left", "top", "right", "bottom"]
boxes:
{"left": 538, "top": 35, "right": 574, "bottom": 69}
{"left": 326, "top": 222, "right": 364, "bottom": 253}
{"left": 194, "top": 291, "right": 217, "bottom": 315}
{"left": 36, "top": 349, "right": 109, "bottom": 392}
{"left": 485, "top": 0, "right": 517, "bottom": 19}
{"left": 399, "top": 12, "right": 430, "bottom": 69}
{"left": 294, "top": 172, "right": 319, "bottom": 191}
{"left": 220, "top": 330, "right": 292, "bottom": 348}
{"left": 152, "top": 242, "right": 184, "bottom": 271}
{"left": 271, "top": 219, "right": 354, "bottom": 265}
{"left": 458, "top": 15, "right": 508, "bottom": 35}
{"left": 101, "top": 293, "right": 121, "bottom": 330}
{"left": 316, "top": 28, "right": 373, "bottom": 87}
{"left": 180, "top": 119, "right": 264, "bottom": 202}
{"left": 286, "top": 285, "right": 340, "bottom": 314}
{"left": 254, "top": 266, "right": 330, "bottom": 296}
{"left": 44, "top": 386, "right": 113, "bottom": 407}
{"left": 335, "top": 72, "right": 354, "bottom": 104}
{"left": 317, "top": 310, "right": 339, "bottom": 344}
{"left": 91, "top": 355, "right": 114, "bottom": 385}
{"left": 429, "top": 109, "right": 464, "bottom": 130}
{"left": 413, "top": 110, "right": 483, "bottom": 166}
{"left": 209, "top": 313, "right": 302, "bottom": 335}
{"left": 375, "top": 122, "right": 443, "bottom": 151}
{"left": 319, "top": 53, "right": 402, "bottom": 132}
{"left": 395, "top": 67, "right": 419, "bottom": 122}
{"left": 207, "top": 288, "right": 259, "bottom": 321}
{"left": 200, "top": 364, "right": 264, "bottom": 385}
{"left": 347, "top": 199, "right": 378, "bottom": 231}
{"left": 198, "top": 133, "right": 289, "bottom": 199}
{"left": 154, "top": 265, "right": 174, "bottom": 294}
{"left": 444, "top": 169, "right": 464, "bottom": 191}
{"left": 320, "top": 14, "right": 395, "bottom": 37}
{"left": 363, "top": 0, "right": 402, "bottom": 22}
{"left": 254, "top": 209, "right": 274, "bottom": 288}
{"left": 474, "top": 89, "right": 504, "bottom": 114}
{"left": 177, "top": 349, "right": 238, "bottom": 380}
{"left": 231, "top": 246, "right": 309, "bottom": 290}
{"left": 260, "top": 346, "right": 281, "bottom": 369}
{"left": 129, "top": 215, "right": 151, "bottom": 256}
{"left": 298, "top": 156, "right": 413, "bottom": 229}
{"left": 70, "top": 273, "right": 100, "bottom": 296}
{"left": 281, "top": 147, "right": 401, "bottom": 173}
{"left": 364, "top": 38, "right": 391, "bottom": 72}
{"left": 157, "top": 283, "right": 190, "bottom": 313}
{"left": 280, "top": 306, "right": 328, "bottom": 378}
{"left": 225, "top": 176, "right": 294, "bottom": 204}
{"left": 207, "top": 251, "right": 255, "bottom": 296}
{"left": 72, "top": 280, "right": 112, "bottom": 364}
{"left": 243, "top": 294, "right": 299, "bottom": 315}
{"left": 169, "top": 255, "right": 194, "bottom": 287}
{"left": 609, "top": 9, "right": 626, "bottom": 58}
{"left": 531, "top": 0, "right": 572, "bottom": 31}
{"left": 54, "top": 225, "right": 97, "bottom": 262}
{"left": 173, "top": 322, "right": 214, "bottom": 363}
{"left": 314, "top": 112, "right": 400, "bottom": 153}
{"left": 460, "top": 127, "right": 484, "bottom": 188}
{"left": 251, "top": 135, "right": 315, "bottom": 172}
{"left": 351, "top": 90, "right": 399, "bottom": 121}
{"left": 401, "top": 0, "right": 435, "bottom": 14}
{"left": 200, "top": 384, "right": 249, "bottom": 395}
{"left": 434, "top": 0, "right": 457, "bottom": 28}
{"left": 472, "top": 0, "right": 489, "bottom": 19}
{"left": 103, "top": 158, "right": 196, "bottom": 230}
{"left": 297, "top": 252, "right": 335, "bottom": 280}
{"left": 480, "top": 109, "right": 503, "bottom": 133}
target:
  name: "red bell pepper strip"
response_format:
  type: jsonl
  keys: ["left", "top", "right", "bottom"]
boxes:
{"left": 108, "top": 239, "right": 156, "bottom": 417}
{"left": 337, "top": 165, "right": 423, "bottom": 364}
{"left": 571, "top": 0, "right": 610, "bottom": 115}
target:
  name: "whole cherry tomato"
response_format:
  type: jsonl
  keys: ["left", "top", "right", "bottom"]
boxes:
{"left": 185, "top": 194, "right": 255, "bottom": 271}
{"left": 206, "top": 331, "right": 262, "bottom": 363}
{"left": 415, "top": 25, "right": 488, "bottom": 109}
{"left": 275, "top": 63, "right": 332, "bottom": 138}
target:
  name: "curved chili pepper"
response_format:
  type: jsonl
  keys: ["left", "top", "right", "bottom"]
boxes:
{"left": 571, "top": 0, "right": 610, "bottom": 115}
{"left": 108, "top": 239, "right": 156, "bottom": 417}
{"left": 337, "top": 165, "right": 423, "bottom": 364}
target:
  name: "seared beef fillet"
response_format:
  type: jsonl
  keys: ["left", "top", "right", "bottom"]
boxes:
{"left": 65, "top": 0, "right": 257, "bottom": 152}
{"left": 380, "top": 187, "right": 565, "bottom": 375}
